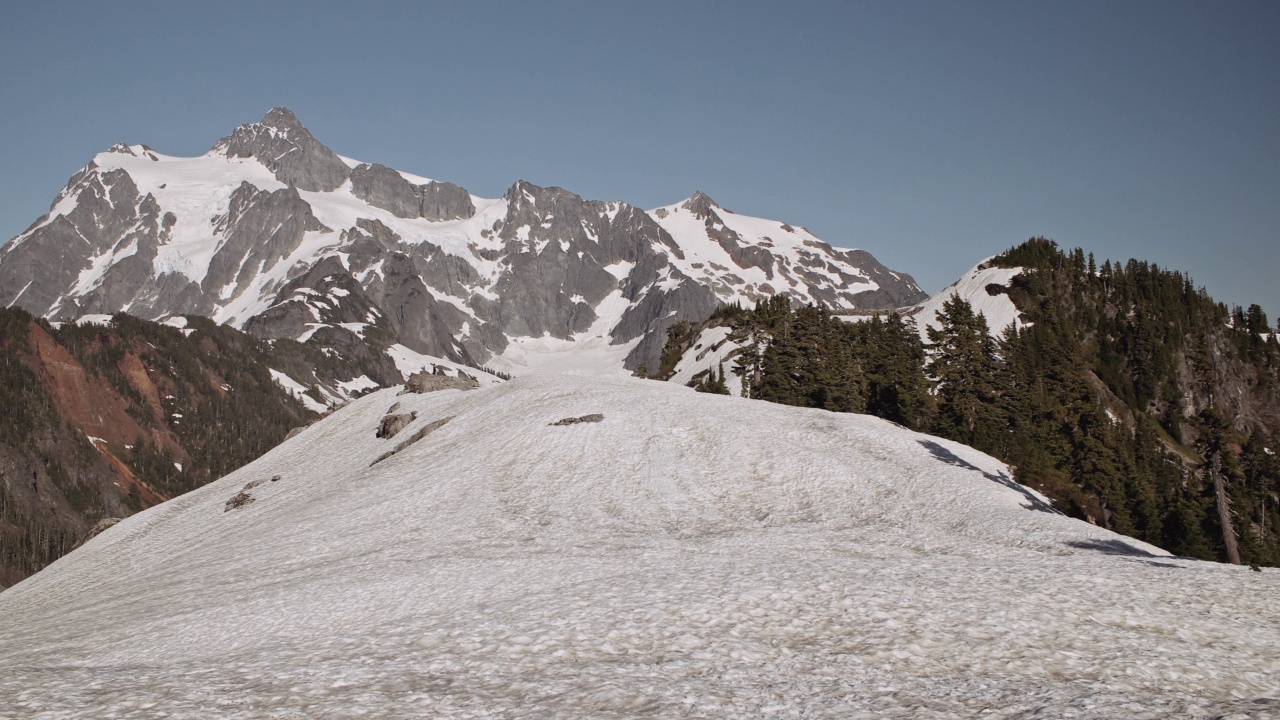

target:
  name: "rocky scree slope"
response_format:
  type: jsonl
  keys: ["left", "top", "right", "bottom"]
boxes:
{"left": 0, "top": 107, "right": 925, "bottom": 374}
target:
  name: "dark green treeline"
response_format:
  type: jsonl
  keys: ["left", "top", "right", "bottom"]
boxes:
{"left": 662, "top": 238, "right": 1280, "bottom": 566}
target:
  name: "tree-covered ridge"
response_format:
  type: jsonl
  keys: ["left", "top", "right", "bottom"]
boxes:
{"left": 0, "top": 308, "right": 379, "bottom": 587}
{"left": 660, "top": 239, "right": 1280, "bottom": 565}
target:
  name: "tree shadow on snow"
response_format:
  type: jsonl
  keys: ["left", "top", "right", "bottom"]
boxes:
{"left": 917, "top": 439, "right": 1061, "bottom": 515}
{"left": 1064, "top": 539, "right": 1183, "bottom": 567}
{"left": 1062, "top": 538, "right": 1171, "bottom": 561}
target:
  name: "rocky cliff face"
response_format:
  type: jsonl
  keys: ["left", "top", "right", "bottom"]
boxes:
{"left": 0, "top": 107, "right": 926, "bottom": 373}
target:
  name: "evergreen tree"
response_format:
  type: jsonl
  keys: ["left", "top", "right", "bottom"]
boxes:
{"left": 925, "top": 295, "right": 1001, "bottom": 444}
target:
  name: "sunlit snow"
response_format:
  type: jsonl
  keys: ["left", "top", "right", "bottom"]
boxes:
{"left": 1, "top": 375, "right": 1277, "bottom": 718}
{"left": 906, "top": 263, "right": 1027, "bottom": 342}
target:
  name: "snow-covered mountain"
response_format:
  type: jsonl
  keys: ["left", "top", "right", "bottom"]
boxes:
{"left": 1, "top": 375, "right": 1275, "bottom": 717}
{"left": 0, "top": 107, "right": 926, "bottom": 374}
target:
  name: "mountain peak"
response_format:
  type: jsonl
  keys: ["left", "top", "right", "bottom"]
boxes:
{"left": 210, "top": 107, "right": 350, "bottom": 192}
{"left": 682, "top": 191, "right": 719, "bottom": 218}
{"left": 260, "top": 106, "right": 304, "bottom": 131}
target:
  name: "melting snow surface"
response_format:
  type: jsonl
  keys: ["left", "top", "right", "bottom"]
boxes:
{"left": 267, "top": 368, "right": 328, "bottom": 414}
{"left": 1, "top": 375, "right": 1276, "bottom": 718}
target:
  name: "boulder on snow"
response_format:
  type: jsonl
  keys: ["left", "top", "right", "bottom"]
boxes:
{"left": 73, "top": 517, "right": 123, "bottom": 549}
{"left": 400, "top": 371, "right": 479, "bottom": 395}
{"left": 224, "top": 492, "right": 255, "bottom": 512}
{"left": 369, "top": 416, "right": 454, "bottom": 467}
{"left": 549, "top": 414, "right": 604, "bottom": 426}
{"left": 376, "top": 411, "right": 418, "bottom": 439}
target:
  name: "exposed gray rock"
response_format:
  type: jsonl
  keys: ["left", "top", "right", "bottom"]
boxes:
{"left": 211, "top": 107, "right": 351, "bottom": 192}
{"left": 245, "top": 255, "right": 397, "bottom": 350}
{"left": 224, "top": 492, "right": 255, "bottom": 512}
{"left": 349, "top": 163, "right": 475, "bottom": 221}
{"left": 833, "top": 248, "right": 928, "bottom": 308}
{"left": 380, "top": 252, "right": 469, "bottom": 360}
{"left": 549, "top": 414, "right": 604, "bottom": 426}
{"left": 350, "top": 163, "right": 421, "bottom": 218}
{"left": 400, "top": 371, "right": 479, "bottom": 394}
{"left": 376, "top": 411, "right": 418, "bottom": 439}
{"left": 202, "top": 182, "right": 328, "bottom": 306}
{"left": 73, "top": 517, "right": 123, "bottom": 549}
{"left": 482, "top": 181, "right": 619, "bottom": 339}
{"left": 0, "top": 167, "right": 147, "bottom": 319}
{"left": 370, "top": 416, "right": 454, "bottom": 466}
{"left": 1, "top": 110, "right": 926, "bottom": 387}
{"left": 418, "top": 181, "right": 474, "bottom": 221}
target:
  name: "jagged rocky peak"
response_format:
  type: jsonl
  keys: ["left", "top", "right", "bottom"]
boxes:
{"left": 682, "top": 190, "right": 719, "bottom": 219}
{"left": 349, "top": 163, "right": 475, "bottom": 221}
{"left": 260, "top": 106, "right": 306, "bottom": 133}
{"left": 0, "top": 107, "right": 929, "bottom": 379}
{"left": 105, "top": 143, "right": 159, "bottom": 160}
{"left": 502, "top": 180, "right": 591, "bottom": 221}
{"left": 210, "top": 107, "right": 351, "bottom": 192}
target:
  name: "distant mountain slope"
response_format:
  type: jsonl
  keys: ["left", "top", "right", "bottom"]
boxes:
{"left": 0, "top": 306, "right": 409, "bottom": 588}
{"left": 1, "top": 374, "right": 1276, "bottom": 718}
{"left": 0, "top": 107, "right": 925, "bottom": 374}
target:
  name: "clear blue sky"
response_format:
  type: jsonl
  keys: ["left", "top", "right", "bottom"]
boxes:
{"left": 3, "top": 1, "right": 1278, "bottom": 322}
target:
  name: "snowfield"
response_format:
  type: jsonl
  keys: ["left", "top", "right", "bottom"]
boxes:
{"left": 1, "top": 375, "right": 1278, "bottom": 719}
{"left": 906, "top": 263, "right": 1028, "bottom": 342}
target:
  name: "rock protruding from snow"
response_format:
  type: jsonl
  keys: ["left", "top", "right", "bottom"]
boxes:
{"left": 376, "top": 411, "right": 418, "bottom": 439}
{"left": 223, "top": 491, "right": 255, "bottom": 512}
{"left": 549, "top": 413, "right": 604, "bottom": 426}
{"left": 400, "top": 370, "right": 479, "bottom": 394}
{"left": 211, "top": 107, "right": 351, "bottom": 192}
{"left": 72, "top": 518, "right": 122, "bottom": 549}
{"left": 369, "top": 415, "right": 454, "bottom": 466}
{"left": 349, "top": 163, "right": 476, "bottom": 221}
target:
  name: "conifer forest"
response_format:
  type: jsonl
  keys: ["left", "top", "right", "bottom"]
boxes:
{"left": 664, "top": 239, "right": 1280, "bottom": 566}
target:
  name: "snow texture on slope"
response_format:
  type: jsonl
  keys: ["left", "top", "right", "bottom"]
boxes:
{"left": 906, "top": 262, "right": 1027, "bottom": 342}
{"left": 1, "top": 375, "right": 1277, "bottom": 719}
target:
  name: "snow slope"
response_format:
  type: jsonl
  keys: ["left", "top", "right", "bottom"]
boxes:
{"left": 906, "top": 263, "right": 1027, "bottom": 342}
{"left": 1, "top": 375, "right": 1277, "bottom": 718}
{"left": 667, "top": 325, "right": 748, "bottom": 396}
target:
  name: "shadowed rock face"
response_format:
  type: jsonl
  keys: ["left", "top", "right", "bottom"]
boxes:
{"left": 349, "top": 163, "right": 475, "bottom": 221}
{"left": 1, "top": 107, "right": 926, "bottom": 375}
{"left": 418, "top": 181, "right": 474, "bottom": 221}
{"left": 202, "top": 183, "right": 329, "bottom": 305}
